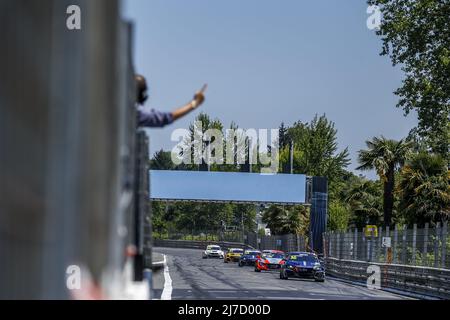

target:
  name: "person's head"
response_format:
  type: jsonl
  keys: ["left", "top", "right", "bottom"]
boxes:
{"left": 135, "top": 74, "right": 148, "bottom": 105}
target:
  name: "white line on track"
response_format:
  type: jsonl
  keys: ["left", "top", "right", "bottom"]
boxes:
{"left": 160, "top": 255, "right": 173, "bottom": 300}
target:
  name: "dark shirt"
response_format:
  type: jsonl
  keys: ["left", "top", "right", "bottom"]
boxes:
{"left": 136, "top": 106, "right": 174, "bottom": 128}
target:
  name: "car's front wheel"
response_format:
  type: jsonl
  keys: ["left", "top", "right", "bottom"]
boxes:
{"left": 280, "top": 270, "right": 288, "bottom": 280}
{"left": 314, "top": 277, "right": 325, "bottom": 282}
{"left": 314, "top": 272, "right": 325, "bottom": 282}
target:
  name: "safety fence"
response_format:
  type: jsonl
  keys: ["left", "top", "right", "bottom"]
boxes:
{"left": 324, "top": 223, "right": 449, "bottom": 269}
{"left": 154, "top": 229, "right": 240, "bottom": 242}
{"left": 323, "top": 223, "right": 450, "bottom": 299}
{"left": 246, "top": 232, "right": 307, "bottom": 253}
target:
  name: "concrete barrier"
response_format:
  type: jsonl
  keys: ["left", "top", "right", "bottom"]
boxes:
{"left": 325, "top": 257, "right": 450, "bottom": 299}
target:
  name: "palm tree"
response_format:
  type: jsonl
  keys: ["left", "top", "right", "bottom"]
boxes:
{"left": 356, "top": 136, "right": 412, "bottom": 227}
{"left": 397, "top": 152, "right": 450, "bottom": 226}
{"left": 262, "top": 205, "right": 307, "bottom": 235}
{"left": 345, "top": 180, "right": 383, "bottom": 227}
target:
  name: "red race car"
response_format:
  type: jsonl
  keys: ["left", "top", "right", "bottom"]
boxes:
{"left": 254, "top": 250, "right": 285, "bottom": 272}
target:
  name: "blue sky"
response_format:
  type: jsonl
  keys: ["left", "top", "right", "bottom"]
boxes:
{"left": 122, "top": 0, "right": 417, "bottom": 180}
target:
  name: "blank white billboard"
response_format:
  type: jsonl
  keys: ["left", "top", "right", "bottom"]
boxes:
{"left": 149, "top": 170, "right": 307, "bottom": 204}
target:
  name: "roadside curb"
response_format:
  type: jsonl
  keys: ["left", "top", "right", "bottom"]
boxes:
{"left": 152, "top": 254, "right": 167, "bottom": 271}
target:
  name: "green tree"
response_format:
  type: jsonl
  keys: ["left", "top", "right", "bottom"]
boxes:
{"left": 328, "top": 200, "right": 351, "bottom": 231}
{"left": 150, "top": 149, "right": 174, "bottom": 170}
{"left": 368, "top": 0, "right": 450, "bottom": 157}
{"left": 345, "top": 180, "right": 383, "bottom": 228}
{"left": 278, "top": 122, "right": 290, "bottom": 149}
{"left": 177, "top": 112, "right": 225, "bottom": 170}
{"left": 397, "top": 152, "right": 450, "bottom": 226}
{"left": 287, "top": 114, "right": 350, "bottom": 182}
{"left": 357, "top": 136, "right": 412, "bottom": 226}
{"left": 262, "top": 206, "right": 285, "bottom": 235}
{"left": 262, "top": 205, "right": 307, "bottom": 235}
{"left": 151, "top": 202, "right": 169, "bottom": 234}
{"left": 278, "top": 145, "right": 303, "bottom": 174}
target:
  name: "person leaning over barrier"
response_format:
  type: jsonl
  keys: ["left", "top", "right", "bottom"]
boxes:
{"left": 135, "top": 74, "right": 206, "bottom": 127}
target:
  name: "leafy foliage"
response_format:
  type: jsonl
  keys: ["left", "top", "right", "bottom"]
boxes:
{"left": 149, "top": 110, "right": 447, "bottom": 236}
{"left": 368, "top": 0, "right": 450, "bottom": 157}
{"left": 328, "top": 200, "right": 351, "bottom": 231}
{"left": 357, "top": 136, "right": 412, "bottom": 226}
{"left": 345, "top": 179, "right": 383, "bottom": 228}
{"left": 150, "top": 149, "right": 174, "bottom": 170}
{"left": 284, "top": 114, "right": 350, "bottom": 182}
{"left": 262, "top": 205, "right": 308, "bottom": 235}
{"left": 397, "top": 152, "right": 450, "bottom": 226}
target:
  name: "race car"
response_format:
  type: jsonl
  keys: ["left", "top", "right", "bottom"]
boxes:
{"left": 202, "top": 245, "right": 224, "bottom": 259}
{"left": 279, "top": 252, "right": 325, "bottom": 282}
{"left": 254, "top": 250, "right": 285, "bottom": 272}
{"left": 238, "top": 250, "right": 261, "bottom": 267}
{"left": 224, "top": 248, "right": 244, "bottom": 263}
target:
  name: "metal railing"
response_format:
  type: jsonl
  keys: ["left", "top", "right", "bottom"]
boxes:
{"left": 154, "top": 229, "right": 242, "bottom": 243}
{"left": 246, "top": 232, "right": 307, "bottom": 253}
{"left": 324, "top": 222, "right": 449, "bottom": 269}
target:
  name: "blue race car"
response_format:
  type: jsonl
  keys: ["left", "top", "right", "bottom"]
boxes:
{"left": 279, "top": 252, "right": 325, "bottom": 282}
{"left": 238, "top": 250, "right": 261, "bottom": 267}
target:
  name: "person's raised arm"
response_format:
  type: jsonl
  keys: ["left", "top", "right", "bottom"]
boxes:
{"left": 171, "top": 84, "right": 207, "bottom": 121}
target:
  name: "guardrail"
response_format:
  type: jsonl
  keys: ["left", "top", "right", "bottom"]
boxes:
{"left": 153, "top": 239, "right": 255, "bottom": 251}
{"left": 325, "top": 257, "right": 450, "bottom": 299}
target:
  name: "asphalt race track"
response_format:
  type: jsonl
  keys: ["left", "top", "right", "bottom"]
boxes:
{"left": 151, "top": 247, "right": 410, "bottom": 300}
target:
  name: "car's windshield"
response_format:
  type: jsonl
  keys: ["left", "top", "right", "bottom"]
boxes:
{"left": 288, "top": 254, "right": 318, "bottom": 263}
{"left": 264, "top": 253, "right": 284, "bottom": 259}
{"left": 245, "top": 251, "right": 260, "bottom": 256}
{"left": 230, "top": 249, "right": 243, "bottom": 253}
{"left": 208, "top": 246, "right": 220, "bottom": 250}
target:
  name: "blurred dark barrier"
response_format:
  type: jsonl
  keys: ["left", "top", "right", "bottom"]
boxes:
{"left": 0, "top": 0, "right": 146, "bottom": 299}
{"left": 134, "top": 130, "right": 152, "bottom": 281}
{"left": 309, "top": 177, "right": 328, "bottom": 253}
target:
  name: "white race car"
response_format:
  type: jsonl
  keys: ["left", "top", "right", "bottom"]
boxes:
{"left": 202, "top": 245, "right": 224, "bottom": 259}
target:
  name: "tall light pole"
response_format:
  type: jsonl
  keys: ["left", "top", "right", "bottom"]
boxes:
{"left": 290, "top": 141, "right": 294, "bottom": 174}
{"left": 241, "top": 211, "right": 245, "bottom": 243}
